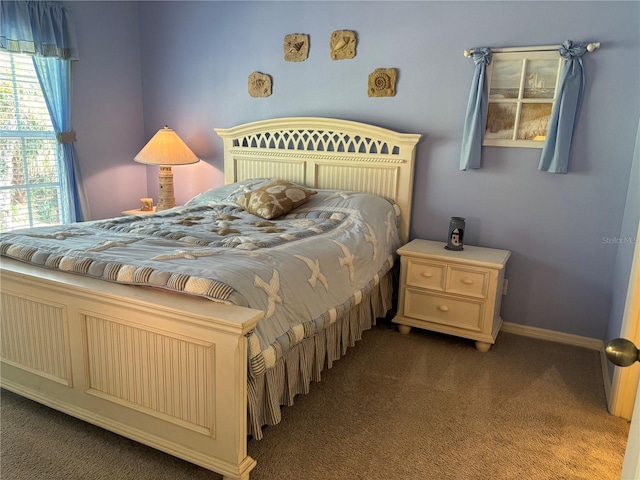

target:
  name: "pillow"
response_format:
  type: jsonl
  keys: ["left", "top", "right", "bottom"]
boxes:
{"left": 235, "top": 180, "right": 317, "bottom": 219}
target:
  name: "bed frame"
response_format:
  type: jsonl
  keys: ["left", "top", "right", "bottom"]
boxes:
{"left": 0, "top": 117, "right": 421, "bottom": 479}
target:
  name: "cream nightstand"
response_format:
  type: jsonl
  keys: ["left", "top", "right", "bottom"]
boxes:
{"left": 393, "top": 239, "right": 511, "bottom": 352}
{"left": 121, "top": 207, "right": 156, "bottom": 215}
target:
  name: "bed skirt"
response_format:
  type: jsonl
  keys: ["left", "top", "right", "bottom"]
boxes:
{"left": 247, "top": 268, "right": 395, "bottom": 440}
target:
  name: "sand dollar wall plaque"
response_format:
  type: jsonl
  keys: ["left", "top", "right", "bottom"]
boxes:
{"left": 368, "top": 68, "right": 397, "bottom": 97}
{"left": 330, "top": 30, "right": 356, "bottom": 60}
{"left": 284, "top": 33, "right": 309, "bottom": 62}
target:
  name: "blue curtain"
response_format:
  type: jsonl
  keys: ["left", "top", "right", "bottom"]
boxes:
{"left": 33, "top": 56, "right": 90, "bottom": 222}
{"left": 538, "top": 41, "right": 588, "bottom": 174}
{"left": 1, "top": 1, "right": 89, "bottom": 221}
{"left": 459, "top": 48, "right": 492, "bottom": 170}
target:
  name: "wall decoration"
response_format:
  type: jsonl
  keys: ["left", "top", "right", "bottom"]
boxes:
{"left": 248, "top": 72, "right": 272, "bottom": 97}
{"left": 368, "top": 68, "right": 397, "bottom": 97}
{"left": 330, "top": 30, "right": 356, "bottom": 60}
{"left": 460, "top": 42, "right": 600, "bottom": 173}
{"left": 284, "top": 33, "right": 309, "bottom": 62}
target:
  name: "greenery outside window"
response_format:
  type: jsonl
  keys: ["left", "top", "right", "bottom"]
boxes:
{"left": 0, "top": 51, "right": 68, "bottom": 232}
{"left": 484, "top": 51, "right": 562, "bottom": 148}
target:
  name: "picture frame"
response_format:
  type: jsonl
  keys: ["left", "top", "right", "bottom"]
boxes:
{"left": 484, "top": 51, "right": 562, "bottom": 148}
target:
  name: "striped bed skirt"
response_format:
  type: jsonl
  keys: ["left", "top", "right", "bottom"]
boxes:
{"left": 247, "top": 268, "right": 395, "bottom": 440}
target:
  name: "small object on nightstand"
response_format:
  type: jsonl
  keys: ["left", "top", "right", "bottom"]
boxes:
{"left": 140, "top": 197, "right": 153, "bottom": 211}
{"left": 393, "top": 239, "right": 510, "bottom": 352}
{"left": 445, "top": 217, "right": 465, "bottom": 251}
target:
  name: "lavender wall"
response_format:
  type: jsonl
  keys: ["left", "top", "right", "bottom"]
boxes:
{"left": 70, "top": 1, "right": 146, "bottom": 220}
{"left": 70, "top": 1, "right": 640, "bottom": 343}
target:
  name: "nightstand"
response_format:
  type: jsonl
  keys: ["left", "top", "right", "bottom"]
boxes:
{"left": 393, "top": 239, "right": 511, "bottom": 352}
{"left": 121, "top": 207, "right": 156, "bottom": 215}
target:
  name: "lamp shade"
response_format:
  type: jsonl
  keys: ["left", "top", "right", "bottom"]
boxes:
{"left": 134, "top": 126, "right": 200, "bottom": 166}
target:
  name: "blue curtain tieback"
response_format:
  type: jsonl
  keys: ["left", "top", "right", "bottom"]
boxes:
{"left": 471, "top": 47, "right": 492, "bottom": 65}
{"left": 56, "top": 131, "right": 76, "bottom": 144}
{"left": 560, "top": 40, "right": 588, "bottom": 60}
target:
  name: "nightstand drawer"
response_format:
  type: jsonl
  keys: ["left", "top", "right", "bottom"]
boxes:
{"left": 404, "top": 289, "right": 483, "bottom": 331}
{"left": 405, "top": 259, "right": 445, "bottom": 291}
{"left": 446, "top": 266, "right": 488, "bottom": 298}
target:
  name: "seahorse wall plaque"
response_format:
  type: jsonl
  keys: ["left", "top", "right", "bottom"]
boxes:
{"left": 284, "top": 34, "right": 309, "bottom": 62}
{"left": 368, "top": 68, "right": 397, "bottom": 97}
{"left": 248, "top": 72, "right": 272, "bottom": 97}
{"left": 330, "top": 30, "right": 356, "bottom": 60}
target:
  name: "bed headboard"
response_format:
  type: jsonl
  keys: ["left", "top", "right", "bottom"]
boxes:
{"left": 214, "top": 117, "right": 422, "bottom": 243}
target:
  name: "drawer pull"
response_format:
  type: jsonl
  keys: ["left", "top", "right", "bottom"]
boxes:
{"left": 437, "top": 305, "right": 449, "bottom": 312}
{"left": 461, "top": 278, "right": 474, "bottom": 285}
{"left": 420, "top": 272, "right": 434, "bottom": 278}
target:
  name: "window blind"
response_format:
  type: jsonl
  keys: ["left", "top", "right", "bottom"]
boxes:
{"left": 0, "top": 51, "right": 64, "bottom": 231}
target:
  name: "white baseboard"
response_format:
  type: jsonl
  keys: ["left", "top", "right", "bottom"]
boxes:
{"left": 501, "top": 321, "right": 602, "bottom": 349}
{"left": 501, "top": 321, "right": 611, "bottom": 404}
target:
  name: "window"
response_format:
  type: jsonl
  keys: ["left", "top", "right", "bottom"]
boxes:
{"left": 0, "top": 51, "right": 68, "bottom": 232}
{"left": 484, "top": 51, "right": 562, "bottom": 148}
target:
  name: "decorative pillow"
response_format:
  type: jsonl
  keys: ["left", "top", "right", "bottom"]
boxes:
{"left": 235, "top": 180, "right": 317, "bottom": 219}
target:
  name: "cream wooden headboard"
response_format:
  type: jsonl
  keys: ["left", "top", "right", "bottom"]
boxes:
{"left": 214, "top": 117, "right": 421, "bottom": 243}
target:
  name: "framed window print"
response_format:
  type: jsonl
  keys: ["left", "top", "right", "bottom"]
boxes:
{"left": 484, "top": 51, "right": 562, "bottom": 148}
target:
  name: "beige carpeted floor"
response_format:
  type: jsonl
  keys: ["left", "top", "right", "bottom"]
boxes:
{"left": 0, "top": 321, "right": 630, "bottom": 480}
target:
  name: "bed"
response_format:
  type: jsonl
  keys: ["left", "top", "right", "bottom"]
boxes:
{"left": 0, "top": 117, "right": 421, "bottom": 479}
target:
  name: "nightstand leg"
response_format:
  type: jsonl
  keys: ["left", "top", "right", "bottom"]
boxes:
{"left": 475, "top": 341, "right": 491, "bottom": 353}
{"left": 397, "top": 324, "right": 412, "bottom": 335}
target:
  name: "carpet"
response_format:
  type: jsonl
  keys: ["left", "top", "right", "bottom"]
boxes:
{"left": 0, "top": 321, "right": 630, "bottom": 479}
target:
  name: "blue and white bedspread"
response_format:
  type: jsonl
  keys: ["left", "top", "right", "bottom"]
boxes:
{"left": 0, "top": 179, "right": 401, "bottom": 374}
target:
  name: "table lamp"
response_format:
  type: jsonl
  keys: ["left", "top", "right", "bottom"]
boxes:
{"left": 134, "top": 125, "right": 200, "bottom": 211}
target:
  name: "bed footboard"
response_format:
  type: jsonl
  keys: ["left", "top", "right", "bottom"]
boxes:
{"left": 0, "top": 258, "right": 263, "bottom": 480}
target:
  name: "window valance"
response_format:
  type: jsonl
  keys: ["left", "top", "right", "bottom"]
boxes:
{"left": 0, "top": 1, "right": 79, "bottom": 60}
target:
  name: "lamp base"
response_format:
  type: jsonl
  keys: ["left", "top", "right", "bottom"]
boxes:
{"left": 156, "top": 166, "right": 176, "bottom": 211}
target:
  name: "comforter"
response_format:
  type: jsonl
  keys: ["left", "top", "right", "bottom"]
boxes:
{"left": 0, "top": 179, "right": 401, "bottom": 374}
